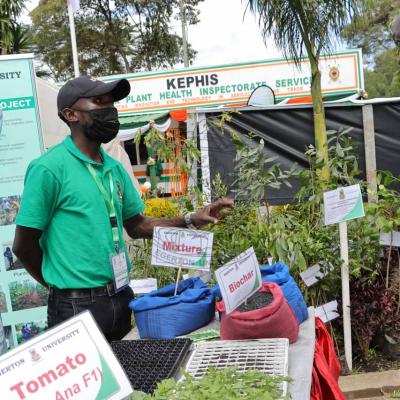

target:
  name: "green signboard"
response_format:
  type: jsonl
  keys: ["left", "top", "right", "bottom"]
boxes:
{"left": 0, "top": 54, "right": 46, "bottom": 351}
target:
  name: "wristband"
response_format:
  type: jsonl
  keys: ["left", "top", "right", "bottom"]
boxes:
{"left": 184, "top": 212, "right": 196, "bottom": 228}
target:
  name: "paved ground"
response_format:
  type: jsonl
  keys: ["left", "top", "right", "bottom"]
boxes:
{"left": 339, "top": 369, "right": 400, "bottom": 399}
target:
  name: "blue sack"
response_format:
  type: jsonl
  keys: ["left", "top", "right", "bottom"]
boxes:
{"left": 260, "top": 263, "right": 308, "bottom": 323}
{"left": 129, "top": 277, "right": 215, "bottom": 339}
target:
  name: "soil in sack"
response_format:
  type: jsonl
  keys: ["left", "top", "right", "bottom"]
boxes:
{"left": 217, "top": 281, "right": 299, "bottom": 342}
{"left": 236, "top": 291, "right": 273, "bottom": 312}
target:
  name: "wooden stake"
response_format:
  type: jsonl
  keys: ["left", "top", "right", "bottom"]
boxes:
{"left": 339, "top": 221, "right": 352, "bottom": 372}
{"left": 174, "top": 267, "right": 182, "bottom": 296}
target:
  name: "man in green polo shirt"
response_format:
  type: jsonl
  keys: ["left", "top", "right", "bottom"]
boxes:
{"left": 13, "top": 76, "right": 233, "bottom": 341}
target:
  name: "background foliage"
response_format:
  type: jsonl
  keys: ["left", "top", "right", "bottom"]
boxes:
{"left": 342, "top": 0, "right": 400, "bottom": 98}
{"left": 30, "top": 0, "right": 204, "bottom": 80}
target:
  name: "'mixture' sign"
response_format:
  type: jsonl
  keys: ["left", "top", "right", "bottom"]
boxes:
{"left": 151, "top": 227, "right": 213, "bottom": 270}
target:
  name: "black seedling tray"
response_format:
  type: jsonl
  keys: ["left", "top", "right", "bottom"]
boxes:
{"left": 110, "top": 338, "right": 192, "bottom": 393}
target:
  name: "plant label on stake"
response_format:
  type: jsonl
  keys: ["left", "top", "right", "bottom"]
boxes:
{"left": 300, "top": 262, "right": 334, "bottom": 287}
{"left": 380, "top": 231, "right": 400, "bottom": 247}
{"left": 323, "top": 184, "right": 364, "bottom": 225}
{"left": 315, "top": 300, "right": 339, "bottom": 323}
{"left": 151, "top": 227, "right": 213, "bottom": 270}
{"left": 323, "top": 184, "right": 365, "bottom": 372}
{"left": 151, "top": 227, "right": 214, "bottom": 296}
{"left": 214, "top": 247, "right": 262, "bottom": 314}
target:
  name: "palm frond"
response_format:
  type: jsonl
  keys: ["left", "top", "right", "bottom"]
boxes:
{"left": 247, "top": 0, "right": 370, "bottom": 65}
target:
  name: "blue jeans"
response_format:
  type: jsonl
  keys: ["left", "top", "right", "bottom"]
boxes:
{"left": 47, "top": 284, "right": 134, "bottom": 342}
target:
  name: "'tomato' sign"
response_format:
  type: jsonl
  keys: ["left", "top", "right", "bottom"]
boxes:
{"left": 0, "top": 311, "right": 132, "bottom": 400}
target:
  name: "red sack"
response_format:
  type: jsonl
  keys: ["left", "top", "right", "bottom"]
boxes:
{"left": 216, "top": 282, "right": 299, "bottom": 342}
{"left": 311, "top": 317, "right": 345, "bottom": 400}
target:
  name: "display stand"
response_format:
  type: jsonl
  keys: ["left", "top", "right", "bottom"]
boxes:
{"left": 124, "top": 307, "right": 315, "bottom": 399}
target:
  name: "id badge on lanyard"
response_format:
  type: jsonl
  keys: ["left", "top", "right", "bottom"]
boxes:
{"left": 86, "top": 163, "right": 129, "bottom": 292}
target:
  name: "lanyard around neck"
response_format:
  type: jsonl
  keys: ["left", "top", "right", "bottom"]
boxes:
{"left": 85, "top": 162, "right": 120, "bottom": 252}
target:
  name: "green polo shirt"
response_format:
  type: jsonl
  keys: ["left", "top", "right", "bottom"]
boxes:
{"left": 16, "top": 135, "right": 145, "bottom": 289}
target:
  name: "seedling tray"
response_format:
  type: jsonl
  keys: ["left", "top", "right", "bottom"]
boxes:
{"left": 184, "top": 338, "right": 289, "bottom": 395}
{"left": 111, "top": 338, "right": 192, "bottom": 393}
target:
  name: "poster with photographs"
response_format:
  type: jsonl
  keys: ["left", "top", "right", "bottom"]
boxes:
{"left": 0, "top": 54, "right": 46, "bottom": 352}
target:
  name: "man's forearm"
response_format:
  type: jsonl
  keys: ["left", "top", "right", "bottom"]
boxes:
{"left": 124, "top": 198, "right": 234, "bottom": 240}
{"left": 16, "top": 248, "right": 46, "bottom": 287}
{"left": 125, "top": 215, "right": 187, "bottom": 239}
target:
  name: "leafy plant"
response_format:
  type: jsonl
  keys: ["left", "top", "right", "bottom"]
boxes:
{"left": 131, "top": 367, "right": 288, "bottom": 399}
{"left": 134, "top": 127, "right": 200, "bottom": 173}
{"left": 233, "top": 139, "right": 297, "bottom": 204}
{"left": 368, "top": 173, "right": 400, "bottom": 288}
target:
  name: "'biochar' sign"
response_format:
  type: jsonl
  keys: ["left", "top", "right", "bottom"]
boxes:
{"left": 214, "top": 247, "right": 262, "bottom": 314}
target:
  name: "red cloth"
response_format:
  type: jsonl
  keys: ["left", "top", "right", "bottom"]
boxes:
{"left": 311, "top": 317, "right": 345, "bottom": 400}
{"left": 169, "top": 109, "right": 188, "bottom": 122}
{"left": 216, "top": 282, "right": 299, "bottom": 342}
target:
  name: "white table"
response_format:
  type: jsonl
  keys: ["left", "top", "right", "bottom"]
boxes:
{"left": 124, "top": 307, "right": 315, "bottom": 399}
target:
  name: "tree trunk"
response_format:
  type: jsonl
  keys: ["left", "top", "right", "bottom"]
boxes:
{"left": 310, "top": 59, "right": 329, "bottom": 181}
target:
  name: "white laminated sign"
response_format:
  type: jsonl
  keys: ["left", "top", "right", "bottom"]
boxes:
{"left": 0, "top": 311, "right": 132, "bottom": 400}
{"left": 214, "top": 247, "right": 262, "bottom": 314}
{"left": 323, "top": 184, "right": 364, "bottom": 226}
{"left": 151, "top": 227, "right": 213, "bottom": 270}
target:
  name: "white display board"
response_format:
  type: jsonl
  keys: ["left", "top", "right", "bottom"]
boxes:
{"left": 0, "top": 311, "right": 133, "bottom": 400}
{"left": 151, "top": 227, "right": 213, "bottom": 270}
{"left": 323, "top": 184, "right": 364, "bottom": 225}
{"left": 214, "top": 247, "right": 262, "bottom": 314}
{"left": 0, "top": 54, "right": 46, "bottom": 351}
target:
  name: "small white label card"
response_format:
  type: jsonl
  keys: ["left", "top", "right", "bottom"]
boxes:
{"left": 182, "top": 270, "right": 211, "bottom": 282}
{"left": 193, "top": 269, "right": 212, "bottom": 283}
{"left": 214, "top": 247, "right": 262, "bottom": 314}
{"left": 380, "top": 231, "right": 400, "bottom": 247}
{"left": 151, "top": 227, "right": 213, "bottom": 270}
{"left": 300, "top": 263, "right": 334, "bottom": 287}
{"left": 323, "top": 184, "right": 364, "bottom": 226}
{"left": 0, "top": 310, "right": 133, "bottom": 400}
{"left": 129, "top": 278, "right": 158, "bottom": 294}
{"left": 315, "top": 300, "right": 339, "bottom": 323}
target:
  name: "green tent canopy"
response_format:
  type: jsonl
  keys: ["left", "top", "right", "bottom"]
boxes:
{"left": 119, "top": 112, "right": 170, "bottom": 130}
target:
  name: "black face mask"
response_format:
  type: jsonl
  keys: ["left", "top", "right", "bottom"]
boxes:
{"left": 75, "top": 107, "right": 120, "bottom": 143}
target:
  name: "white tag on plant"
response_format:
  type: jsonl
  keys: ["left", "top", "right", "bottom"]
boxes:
{"left": 380, "top": 231, "right": 400, "bottom": 247}
{"left": 315, "top": 300, "right": 339, "bottom": 323}
{"left": 194, "top": 269, "right": 212, "bottom": 283}
{"left": 300, "top": 263, "right": 334, "bottom": 287}
{"left": 267, "top": 257, "right": 273, "bottom": 266}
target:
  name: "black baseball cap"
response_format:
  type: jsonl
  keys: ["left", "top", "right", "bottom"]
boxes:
{"left": 57, "top": 75, "right": 130, "bottom": 121}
